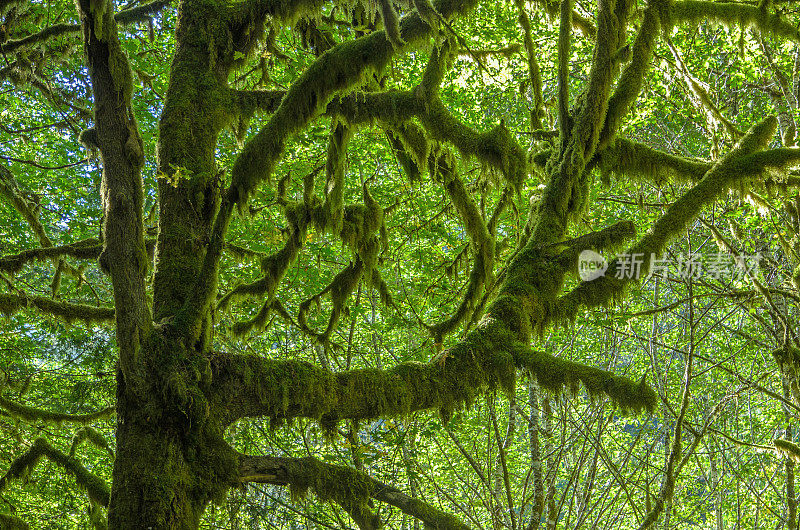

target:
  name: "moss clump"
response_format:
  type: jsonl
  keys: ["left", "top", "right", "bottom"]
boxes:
{"left": 0, "top": 293, "right": 115, "bottom": 325}
{"left": 669, "top": 1, "right": 800, "bottom": 42}
{"left": 0, "top": 513, "right": 29, "bottom": 530}
{"left": 286, "top": 456, "right": 379, "bottom": 526}
{"left": 775, "top": 438, "right": 800, "bottom": 464}
{"left": 0, "top": 438, "right": 110, "bottom": 507}
{"left": 597, "top": 138, "right": 711, "bottom": 186}
{"left": 70, "top": 426, "right": 115, "bottom": 459}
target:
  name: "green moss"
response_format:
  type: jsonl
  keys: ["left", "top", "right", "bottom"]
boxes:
{"left": 286, "top": 456, "right": 378, "bottom": 525}
{"left": 69, "top": 426, "right": 115, "bottom": 459}
{"left": 597, "top": 137, "right": 711, "bottom": 186}
{"left": 0, "top": 293, "right": 115, "bottom": 325}
{"left": 0, "top": 438, "right": 110, "bottom": 507}
{"left": 0, "top": 513, "right": 29, "bottom": 530}
{"left": 775, "top": 438, "right": 800, "bottom": 464}
{"left": 670, "top": 1, "right": 800, "bottom": 42}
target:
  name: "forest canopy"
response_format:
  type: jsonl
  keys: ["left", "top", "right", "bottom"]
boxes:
{"left": 2, "top": 0, "right": 800, "bottom": 528}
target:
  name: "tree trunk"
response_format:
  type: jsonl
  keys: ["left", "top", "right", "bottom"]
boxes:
{"left": 107, "top": 336, "right": 236, "bottom": 529}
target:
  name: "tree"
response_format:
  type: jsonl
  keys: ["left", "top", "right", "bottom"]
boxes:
{"left": 3, "top": 0, "right": 800, "bottom": 528}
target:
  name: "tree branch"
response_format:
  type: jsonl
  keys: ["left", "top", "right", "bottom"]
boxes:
{"left": 0, "top": 238, "right": 102, "bottom": 273}
{"left": 238, "top": 454, "right": 470, "bottom": 529}
{"left": 0, "top": 292, "right": 115, "bottom": 324}
{"left": 1, "top": 0, "right": 172, "bottom": 54}
{"left": 76, "top": 0, "right": 152, "bottom": 380}
{"left": 0, "top": 394, "right": 114, "bottom": 425}
{"left": 181, "top": 0, "right": 484, "bottom": 339}
{"left": 0, "top": 438, "right": 110, "bottom": 507}
{"left": 556, "top": 117, "right": 795, "bottom": 321}
{"left": 669, "top": 1, "right": 800, "bottom": 42}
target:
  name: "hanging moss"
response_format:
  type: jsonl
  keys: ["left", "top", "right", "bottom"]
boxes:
{"left": 69, "top": 426, "right": 115, "bottom": 459}
{"left": 669, "top": 1, "right": 800, "bottom": 42}
{"left": 597, "top": 137, "right": 711, "bottom": 186}
{"left": 0, "top": 438, "right": 110, "bottom": 507}
{"left": 323, "top": 121, "right": 352, "bottom": 235}
{"left": 87, "top": 498, "right": 107, "bottom": 530}
{"left": 0, "top": 394, "right": 114, "bottom": 425}
{"left": 0, "top": 513, "right": 28, "bottom": 530}
{"left": 557, "top": 117, "right": 794, "bottom": 321}
{"left": 389, "top": 122, "right": 431, "bottom": 179}
{"left": 0, "top": 293, "right": 115, "bottom": 324}
{"left": 775, "top": 438, "right": 800, "bottom": 464}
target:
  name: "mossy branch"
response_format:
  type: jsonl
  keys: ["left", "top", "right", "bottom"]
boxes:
{"left": 532, "top": 0, "right": 597, "bottom": 37}
{"left": 596, "top": 137, "right": 712, "bottom": 185}
{"left": 380, "top": 0, "right": 405, "bottom": 49}
{"left": 228, "top": 0, "right": 480, "bottom": 207}
{"left": 422, "top": 97, "right": 528, "bottom": 190}
{"left": 514, "top": 0, "right": 544, "bottom": 130}
{"left": 0, "top": 292, "right": 115, "bottom": 324}
{"left": 77, "top": 0, "right": 152, "bottom": 379}
{"left": 212, "top": 312, "right": 654, "bottom": 432}
{"left": 0, "top": 438, "right": 110, "bottom": 507}
{"left": 426, "top": 153, "right": 495, "bottom": 341}
{"left": 69, "top": 427, "right": 115, "bottom": 459}
{"left": 557, "top": 0, "right": 573, "bottom": 140}
{"left": 556, "top": 117, "right": 788, "bottom": 321}
{"left": 323, "top": 121, "right": 351, "bottom": 234}
{"left": 665, "top": 38, "right": 742, "bottom": 139}
{"left": 598, "top": 0, "right": 661, "bottom": 148}
{"left": 1, "top": 0, "right": 170, "bottom": 54}
{"left": 0, "top": 238, "right": 102, "bottom": 273}
{"left": 0, "top": 164, "right": 53, "bottom": 248}
{"left": 0, "top": 394, "right": 114, "bottom": 425}
{"left": 555, "top": 220, "right": 637, "bottom": 271}
{"left": 0, "top": 513, "right": 29, "bottom": 530}
{"left": 299, "top": 259, "right": 365, "bottom": 344}
{"left": 238, "top": 454, "right": 470, "bottom": 529}
{"left": 775, "top": 438, "right": 800, "bottom": 464}
{"left": 669, "top": 1, "right": 800, "bottom": 42}
{"left": 217, "top": 228, "right": 304, "bottom": 314}
{"left": 1, "top": 23, "right": 81, "bottom": 54}
{"left": 183, "top": 0, "right": 482, "bottom": 338}
{"left": 508, "top": 341, "right": 656, "bottom": 413}
{"left": 330, "top": 88, "right": 528, "bottom": 188}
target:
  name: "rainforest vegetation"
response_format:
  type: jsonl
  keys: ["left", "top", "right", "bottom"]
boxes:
{"left": 3, "top": 0, "right": 800, "bottom": 527}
